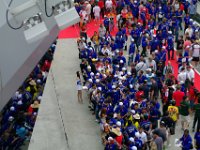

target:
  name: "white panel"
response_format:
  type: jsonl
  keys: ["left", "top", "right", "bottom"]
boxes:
{"left": 54, "top": 7, "right": 80, "bottom": 30}
{"left": 24, "top": 22, "right": 49, "bottom": 43}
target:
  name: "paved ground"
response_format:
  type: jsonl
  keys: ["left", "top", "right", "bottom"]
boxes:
{"left": 28, "top": 39, "right": 103, "bottom": 150}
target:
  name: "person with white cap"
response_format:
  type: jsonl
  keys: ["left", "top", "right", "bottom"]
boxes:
{"left": 134, "top": 132, "right": 143, "bottom": 149}
{"left": 105, "top": 136, "right": 118, "bottom": 149}
{"left": 128, "top": 137, "right": 135, "bottom": 148}
{"left": 131, "top": 146, "right": 137, "bottom": 150}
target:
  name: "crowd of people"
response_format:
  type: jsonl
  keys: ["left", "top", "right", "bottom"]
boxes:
{"left": 0, "top": 41, "right": 57, "bottom": 149}
{"left": 75, "top": 0, "right": 200, "bottom": 149}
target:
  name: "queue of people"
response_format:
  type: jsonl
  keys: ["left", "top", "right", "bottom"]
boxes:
{"left": 76, "top": 0, "right": 200, "bottom": 149}
{"left": 0, "top": 41, "right": 57, "bottom": 149}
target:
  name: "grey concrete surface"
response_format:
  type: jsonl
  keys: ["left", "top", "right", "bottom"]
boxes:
{"left": 28, "top": 39, "right": 103, "bottom": 150}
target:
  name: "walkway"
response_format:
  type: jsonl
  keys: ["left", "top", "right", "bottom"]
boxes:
{"left": 28, "top": 39, "right": 103, "bottom": 150}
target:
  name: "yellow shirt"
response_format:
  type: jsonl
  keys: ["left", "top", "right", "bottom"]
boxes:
{"left": 168, "top": 106, "right": 179, "bottom": 121}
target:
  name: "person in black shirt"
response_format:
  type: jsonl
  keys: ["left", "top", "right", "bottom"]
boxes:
{"left": 176, "top": 35, "right": 184, "bottom": 56}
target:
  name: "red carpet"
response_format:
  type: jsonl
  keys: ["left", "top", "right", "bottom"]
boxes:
{"left": 58, "top": 19, "right": 118, "bottom": 39}
{"left": 167, "top": 54, "right": 200, "bottom": 91}
{"left": 58, "top": 21, "right": 200, "bottom": 91}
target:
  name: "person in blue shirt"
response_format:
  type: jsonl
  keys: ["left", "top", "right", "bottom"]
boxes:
{"left": 104, "top": 16, "right": 110, "bottom": 32}
{"left": 184, "top": 13, "right": 190, "bottom": 31}
{"left": 134, "top": 132, "right": 143, "bottom": 149}
{"left": 125, "top": 120, "right": 138, "bottom": 138}
{"left": 176, "top": 9, "right": 183, "bottom": 30}
{"left": 105, "top": 137, "right": 118, "bottom": 150}
{"left": 131, "top": 26, "right": 140, "bottom": 49}
{"left": 134, "top": 50, "right": 140, "bottom": 63}
{"left": 194, "top": 128, "right": 200, "bottom": 149}
{"left": 166, "top": 31, "right": 174, "bottom": 60}
{"left": 150, "top": 35, "right": 159, "bottom": 54}
{"left": 128, "top": 38, "right": 136, "bottom": 65}
{"left": 179, "top": 129, "right": 193, "bottom": 150}
{"left": 141, "top": 33, "right": 148, "bottom": 57}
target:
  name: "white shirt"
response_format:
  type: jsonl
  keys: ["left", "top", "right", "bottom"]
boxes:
{"left": 98, "top": 27, "right": 106, "bottom": 37}
{"left": 186, "top": 69, "right": 195, "bottom": 81}
{"left": 138, "top": 132, "right": 147, "bottom": 144}
{"left": 147, "top": 60, "right": 157, "bottom": 71}
{"left": 191, "top": 44, "right": 200, "bottom": 57}
{"left": 136, "top": 61, "right": 148, "bottom": 72}
{"left": 79, "top": 10, "right": 88, "bottom": 20}
{"left": 185, "top": 28, "right": 193, "bottom": 38}
{"left": 178, "top": 71, "right": 187, "bottom": 83}
{"left": 105, "top": 0, "right": 113, "bottom": 9}
{"left": 93, "top": 6, "right": 101, "bottom": 17}
{"left": 86, "top": 4, "right": 92, "bottom": 14}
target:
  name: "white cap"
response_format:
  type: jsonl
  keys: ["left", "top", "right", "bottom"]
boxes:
{"left": 112, "top": 85, "right": 116, "bottom": 89}
{"left": 127, "top": 71, "right": 132, "bottom": 75}
{"left": 122, "top": 76, "right": 126, "bottom": 80}
{"left": 116, "top": 65, "right": 120, "bottom": 68}
{"left": 119, "top": 102, "right": 123, "bottom": 106}
{"left": 134, "top": 0, "right": 137, "bottom": 3}
{"left": 131, "top": 146, "right": 137, "bottom": 150}
{"left": 129, "top": 84, "right": 133, "bottom": 88}
{"left": 97, "top": 87, "right": 102, "bottom": 91}
{"left": 38, "top": 96, "right": 42, "bottom": 100}
{"left": 17, "top": 100, "right": 23, "bottom": 105}
{"left": 131, "top": 38, "right": 134, "bottom": 42}
{"left": 108, "top": 137, "right": 114, "bottom": 141}
{"left": 8, "top": 116, "right": 14, "bottom": 122}
{"left": 129, "top": 137, "right": 135, "bottom": 142}
{"left": 168, "top": 31, "right": 172, "bottom": 34}
{"left": 37, "top": 79, "right": 41, "bottom": 84}
{"left": 17, "top": 94, "right": 22, "bottom": 99}
{"left": 146, "top": 68, "right": 152, "bottom": 72}
{"left": 131, "top": 109, "right": 135, "bottom": 114}
{"left": 90, "top": 72, "right": 94, "bottom": 76}
{"left": 135, "top": 132, "right": 140, "bottom": 138}
{"left": 155, "top": 50, "right": 158, "bottom": 53}
{"left": 189, "top": 19, "right": 193, "bottom": 22}
{"left": 162, "top": 46, "right": 166, "bottom": 49}
{"left": 120, "top": 60, "right": 124, "bottom": 63}
{"left": 116, "top": 49, "right": 119, "bottom": 53}
{"left": 116, "top": 121, "right": 122, "bottom": 126}
{"left": 122, "top": 67, "right": 126, "bottom": 71}
{"left": 153, "top": 34, "right": 156, "bottom": 37}
{"left": 15, "top": 91, "right": 19, "bottom": 97}
{"left": 96, "top": 72, "right": 100, "bottom": 76}
{"left": 96, "top": 79, "right": 100, "bottom": 83}
{"left": 114, "top": 74, "right": 118, "bottom": 78}
{"left": 88, "top": 78, "right": 93, "bottom": 83}
{"left": 10, "top": 106, "right": 15, "bottom": 111}
{"left": 195, "top": 29, "right": 198, "bottom": 32}
{"left": 87, "top": 66, "right": 91, "bottom": 70}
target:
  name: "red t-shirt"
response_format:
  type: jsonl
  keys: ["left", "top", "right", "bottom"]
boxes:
{"left": 173, "top": 90, "right": 185, "bottom": 107}
{"left": 188, "top": 86, "right": 195, "bottom": 101}
{"left": 98, "top": 1, "right": 104, "bottom": 9}
{"left": 135, "top": 91, "right": 144, "bottom": 102}
{"left": 115, "top": 135, "right": 123, "bottom": 147}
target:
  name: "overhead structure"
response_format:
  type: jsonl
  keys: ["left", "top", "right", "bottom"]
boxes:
{"left": 0, "top": 0, "right": 80, "bottom": 110}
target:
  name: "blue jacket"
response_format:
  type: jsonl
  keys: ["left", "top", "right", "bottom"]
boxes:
{"left": 180, "top": 135, "right": 192, "bottom": 150}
